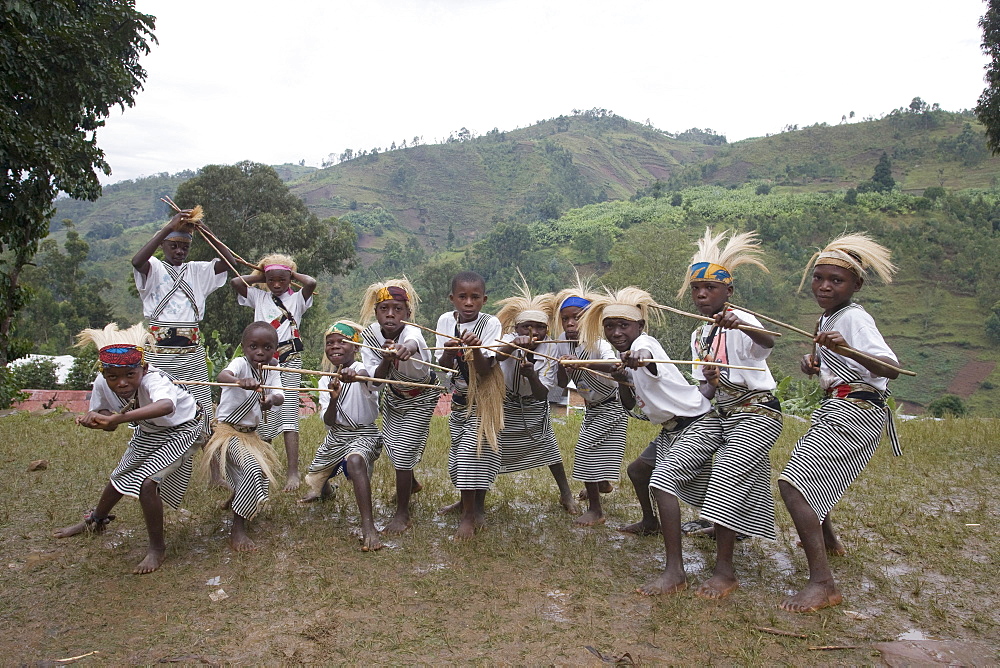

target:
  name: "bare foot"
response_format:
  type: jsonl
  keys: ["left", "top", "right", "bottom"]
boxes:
{"left": 560, "top": 493, "right": 581, "bottom": 515}
{"left": 230, "top": 532, "right": 257, "bottom": 552}
{"left": 619, "top": 519, "right": 660, "bottom": 536}
{"left": 297, "top": 481, "right": 333, "bottom": 504}
{"left": 453, "top": 516, "right": 480, "bottom": 541}
{"left": 695, "top": 574, "right": 739, "bottom": 600}
{"left": 133, "top": 547, "right": 166, "bottom": 574}
{"left": 573, "top": 509, "right": 606, "bottom": 527}
{"left": 437, "top": 500, "right": 461, "bottom": 515}
{"left": 637, "top": 570, "right": 687, "bottom": 596}
{"left": 219, "top": 492, "right": 235, "bottom": 511}
{"left": 382, "top": 513, "right": 412, "bottom": 535}
{"left": 53, "top": 521, "right": 90, "bottom": 538}
{"left": 360, "top": 528, "right": 383, "bottom": 552}
{"left": 282, "top": 472, "right": 301, "bottom": 493}
{"left": 779, "top": 581, "right": 843, "bottom": 613}
{"left": 577, "top": 482, "right": 614, "bottom": 501}
{"left": 796, "top": 537, "right": 847, "bottom": 557}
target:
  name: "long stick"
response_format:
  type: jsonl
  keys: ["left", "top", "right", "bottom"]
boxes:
{"left": 558, "top": 358, "right": 767, "bottom": 372}
{"left": 651, "top": 303, "right": 780, "bottom": 337}
{"left": 402, "top": 320, "right": 455, "bottom": 341}
{"left": 495, "top": 339, "right": 562, "bottom": 362}
{"left": 262, "top": 364, "right": 442, "bottom": 390}
{"left": 174, "top": 379, "right": 342, "bottom": 394}
{"left": 725, "top": 301, "right": 917, "bottom": 377}
{"left": 355, "top": 341, "right": 453, "bottom": 374}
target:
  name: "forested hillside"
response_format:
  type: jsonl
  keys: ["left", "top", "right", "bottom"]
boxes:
{"left": 35, "top": 105, "right": 1000, "bottom": 414}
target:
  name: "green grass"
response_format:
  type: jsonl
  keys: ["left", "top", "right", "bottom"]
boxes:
{"left": 1, "top": 410, "right": 997, "bottom": 663}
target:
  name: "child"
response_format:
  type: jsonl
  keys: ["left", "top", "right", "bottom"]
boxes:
{"left": 132, "top": 210, "right": 235, "bottom": 446}
{"left": 579, "top": 288, "right": 719, "bottom": 596}
{"left": 435, "top": 271, "right": 504, "bottom": 540}
{"left": 204, "top": 322, "right": 284, "bottom": 551}
{"left": 54, "top": 323, "right": 202, "bottom": 575}
{"left": 493, "top": 282, "right": 579, "bottom": 514}
{"left": 676, "top": 228, "right": 781, "bottom": 599}
{"left": 359, "top": 279, "right": 439, "bottom": 534}
{"left": 779, "top": 233, "right": 900, "bottom": 613}
{"left": 299, "top": 321, "right": 383, "bottom": 552}
{"left": 553, "top": 280, "right": 629, "bottom": 527}
{"left": 232, "top": 253, "right": 318, "bottom": 492}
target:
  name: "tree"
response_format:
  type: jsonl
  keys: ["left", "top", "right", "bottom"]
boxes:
{"left": 977, "top": 0, "right": 1000, "bottom": 153}
{"left": 0, "top": 1, "right": 155, "bottom": 364}
{"left": 861, "top": 152, "right": 896, "bottom": 193}
{"left": 173, "top": 161, "right": 357, "bottom": 345}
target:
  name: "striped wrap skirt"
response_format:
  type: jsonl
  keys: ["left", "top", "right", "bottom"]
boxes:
{"left": 448, "top": 401, "right": 502, "bottom": 490}
{"left": 109, "top": 418, "right": 202, "bottom": 510}
{"left": 779, "top": 396, "right": 889, "bottom": 522}
{"left": 147, "top": 345, "right": 212, "bottom": 436}
{"left": 205, "top": 425, "right": 280, "bottom": 521}
{"left": 499, "top": 396, "right": 563, "bottom": 475}
{"left": 571, "top": 398, "right": 629, "bottom": 483}
{"left": 647, "top": 413, "right": 723, "bottom": 509}
{"left": 259, "top": 354, "right": 302, "bottom": 440}
{"left": 304, "top": 423, "right": 381, "bottom": 495}
{"left": 380, "top": 387, "right": 438, "bottom": 471}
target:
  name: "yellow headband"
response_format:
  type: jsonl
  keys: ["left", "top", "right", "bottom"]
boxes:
{"left": 688, "top": 261, "right": 733, "bottom": 284}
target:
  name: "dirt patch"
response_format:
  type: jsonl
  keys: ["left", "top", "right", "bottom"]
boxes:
{"left": 947, "top": 355, "right": 996, "bottom": 398}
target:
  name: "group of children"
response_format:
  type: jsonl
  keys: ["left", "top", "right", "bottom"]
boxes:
{"left": 56, "top": 208, "right": 904, "bottom": 614}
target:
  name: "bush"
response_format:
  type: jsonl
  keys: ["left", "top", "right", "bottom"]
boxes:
{"left": 927, "top": 394, "right": 968, "bottom": 418}
{"left": 63, "top": 349, "right": 99, "bottom": 391}
{"left": 10, "top": 357, "right": 60, "bottom": 390}
{"left": 0, "top": 366, "right": 28, "bottom": 409}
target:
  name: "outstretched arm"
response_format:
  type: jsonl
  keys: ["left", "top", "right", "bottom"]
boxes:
{"left": 132, "top": 212, "right": 189, "bottom": 276}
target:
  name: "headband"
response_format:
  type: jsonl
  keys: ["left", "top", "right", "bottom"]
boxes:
{"left": 326, "top": 322, "right": 361, "bottom": 343}
{"left": 815, "top": 251, "right": 862, "bottom": 276}
{"left": 164, "top": 230, "right": 193, "bottom": 242}
{"left": 99, "top": 344, "right": 144, "bottom": 368}
{"left": 514, "top": 310, "right": 548, "bottom": 325}
{"left": 264, "top": 264, "right": 293, "bottom": 273}
{"left": 374, "top": 285, "right": 409, "bottom": 303}
{"left": 560, "top": 296, "right": 591, "bottom": 311}
{"left": 688, "top": 261, "right": 732, "bottom": 285}
{"left": 603, "top": 304, "right": 643, "bottom": 321}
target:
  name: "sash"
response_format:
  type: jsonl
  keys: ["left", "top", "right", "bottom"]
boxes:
{"left": 151, "top": 263, "right": 200, "bottom": 321}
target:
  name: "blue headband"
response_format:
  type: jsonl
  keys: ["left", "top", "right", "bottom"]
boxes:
{"left": 560, "top": 296, "right": 591, "bottom": 311}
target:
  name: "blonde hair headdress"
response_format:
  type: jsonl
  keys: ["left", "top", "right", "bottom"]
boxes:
{"left": 359, "top": 277, "right": 419, "bottom": 325}
{"left": 258, "top": 253, "right": 297, "bottom": 274}
{"left": 495, "top": 271, "right": 556, "bottom": 333}
{"left": 75, "top": 323, "right": 153, "bottom": 368}
{"left": 798, "top": 233, "right": 896, "bottom": 292}
{"left": 578, "top": 286, "right": 659, "bottom": 351}
{"left": 676, "top": 228, "right": 769, "bottom": 299}
{"left": 551, "top": 270, "right": 601, "bottom": 340}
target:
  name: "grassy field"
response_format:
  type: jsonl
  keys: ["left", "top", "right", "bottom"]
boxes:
{"left": 1, "top": 410, "right": 997, "bottom": 664}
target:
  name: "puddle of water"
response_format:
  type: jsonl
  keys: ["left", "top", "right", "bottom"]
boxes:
{"left": 413, "top": 563, "right": 448, "bottom": 575}
{"left": 898, "top": 628, "right": 931, "bottom": 641}
{"left": 541, "top": 590, "right": 570, "bottom": 622}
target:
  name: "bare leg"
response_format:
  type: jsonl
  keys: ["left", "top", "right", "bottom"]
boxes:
{"left": 574, "top": 481, "right": 606, "bottom": 526}
{"left": 619, "top": 457, "right": 659, "bottom": 535}
{"left": 135, "top": 478, "right": 167, "bottom": 574}
{"left": 549, "top": 462, "right": 580, "bottom": 514}
{"left": 474, "top": 489, "right": 487, "bottom": 529}
{"left": 577, "top": 480, "right": 614, "bottom": 501}
{"left": 637, "top": 489, "right": 687, "bottom": 595}
{"left": 346, "top": 454, "right": 381, "bottom": 551}
{"left": 383, "top": 469, "right": 414, "bottom": 535}
{"left": 282, "top": 431, "right": 300, "bottom": 492}
{"left": 821, "top": 515, "right": 846, "bottom": 556}
{"left": 454, "top": 489, "right": 482, "bottom": 540}
{"left": 230, "top": 513, "right": 257, "bottom": 552}
{"left": 695, "top": 525, "right": 739, "bottom": 599}
{"left": 54, "top": 482, "right": 122, "bottom": 537}
{"left": 778, "top": 480, "right": 843, "bottom": 612}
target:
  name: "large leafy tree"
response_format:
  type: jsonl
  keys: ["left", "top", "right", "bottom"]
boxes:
{"left": 977, "top": 0, "right": 1000, "bottom": 154}
{"left": 0, "top": 0, "right": 155, "bottom": 364}
{"left": 173, "top": 161, "right": 357, "bottom": 346}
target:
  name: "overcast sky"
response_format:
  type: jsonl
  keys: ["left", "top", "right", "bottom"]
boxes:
{"left": 97, "top": 0, "right": 991, "bottom": 184}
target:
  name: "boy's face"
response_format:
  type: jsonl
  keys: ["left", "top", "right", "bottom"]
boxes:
{"left": 243, "top": 327, "right": 278, "bottom": 366}
{"left": 449, "top": 280, "right": 487, "bottom": 323}
{"left": 160, "top": 239, "right": 190, "bottom": 266}
{"left": 514, "top": 320, "right": 547, "bottom": 340}
{"left": 560, "top": 306, "right": 584, "bottom": 339}
{"left": 375, "top": 299, "right": 411, "bottom": 338}
{"left": 325, "top": 333, "right": 356, "bottom": 366}
{"left": 603, "top": 317, "right": 644, "bottom": 352}
{"left": 689, "top": 281, "right": 734, "bottom": 317}
{"left": 811, "top": 264, "right": 862, "bottom": 313}
{"left": 265, "top": 269, "right": 292, "bottom": 297}
{"left": 102, "top": 365, "right": 147, "bottom": 399}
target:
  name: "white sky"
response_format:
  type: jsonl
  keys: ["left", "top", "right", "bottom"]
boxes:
{"left": 97, "top": 0, "right": 991, "bottom": 184}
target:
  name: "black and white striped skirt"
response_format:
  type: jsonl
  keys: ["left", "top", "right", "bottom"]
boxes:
{"left": 258, "top": 354, "right": 302, "bottom": 440}
{"left": 779, "top": 397, "right": 888, "bottom": 522}
{"left": 571, "top": 399, "right": 629, "bottom": 483}
{"left": 147, "top": 346, "right": 212, "bottom": 435}
{"left": 700, "top": 407, "right": 782, "bottom": 540}
{"left": 307, "top": 423, "right": 380, "bottom": 475}
{"left": 109, "top": 419, "right": 202, "bottom": 509}
{"left": 498, "top": 397, "right": 562, "bottom": 475}
{"left": 381, "top": 387, "right": 438, "bottom": 471}
{"left": 647, "top": 413, "right": 723, "bottom": 509}
{"left": 448, "top": 404, "right": 502, "bottom": 490}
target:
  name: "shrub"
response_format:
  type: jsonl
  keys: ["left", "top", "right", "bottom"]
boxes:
{"left": 63, "top": 349, "right": 99, "bottom": 391}
{"left": 0, "top": 367, "right": 28, "bottom": 409}
{"left": 927, "top": 394, "right": 968, "bottom": 418}
{"left": 10, "top": 358, "right": 60, "bottom": 391}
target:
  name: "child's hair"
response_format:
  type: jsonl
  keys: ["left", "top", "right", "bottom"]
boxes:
{"left": 495, "top": 271, "right": 555, "bottom": 333}
{"left": 551, "top": 270, "right": 601, "bottom": 340}
{"left": 676, "top": 227, "right": 769, "bottom": 299}
{"left": 578, "top": 286, "right": 660, "bottom": 352}
{"left": 359, "top": 277, "right": 419, "bottom": 324}
{"left": 258, "top": 253, "right": 297, "bottom": 274}
{"left": 797, "top": 233, "right": 896, "bottom": 292}
{"left": 321, "top": 319, "right": 363, "bottom": 372}
{"left": 450, "top": 271, "right": 486, "bottom": 294}
{"left": 242, "top": 321, "right": 278, "bottom": 344}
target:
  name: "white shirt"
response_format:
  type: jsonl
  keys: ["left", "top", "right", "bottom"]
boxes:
{"left": 627, "top": 333, "right": 712, "bottom": 424}
{"left": 361, "top": 323, "right": 434, "bottom": 381}
{"left": 817, "top": 304, "right": 897, "bottom": 392}
{"left": 237, "top": 287, "right": 313, "bottom": 342}
{"left": 690, "top": 309, "right": 776, "bottom": 393}
{"left": 497, "top": 334, "right": 558, "bottom": 397}
{"left": 215, "top": 357, "right": 281, "bottom": 428}
{"left": 134, "top": 257, "right": 226, "bottom": 324}
{"left": 434, "top": 311, "right": 502, "bottom": 394}
{"left": 317, "top": 362, "right": 379, "bottom": 428}
{"left": 89, "top": 365, "right": 198, "bottom": 432}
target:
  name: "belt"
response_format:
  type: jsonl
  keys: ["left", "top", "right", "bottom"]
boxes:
{"left": 151, "top": 343, "right": 199, "bottom": 354}
{"left": 717, "top": 392, "right": 780, "bottom": 418}
{"left": 660, "top": 412, "right": 708, "bottom": 434}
